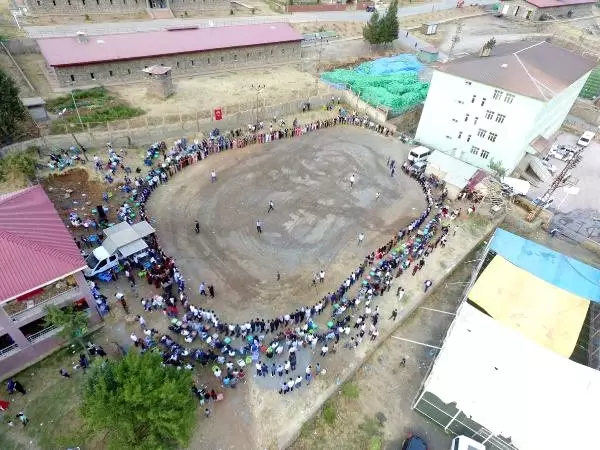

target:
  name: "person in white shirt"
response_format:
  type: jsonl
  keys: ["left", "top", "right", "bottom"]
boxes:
{"left": 358, "top": 232, "right": 365, "bottom": 246}
{"left": 320, "top": 345, "right": 329, "bottom": 357}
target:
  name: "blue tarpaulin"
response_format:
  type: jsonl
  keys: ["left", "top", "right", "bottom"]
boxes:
{"left": 490, "top": 228, "right": 600, "bottom": 302}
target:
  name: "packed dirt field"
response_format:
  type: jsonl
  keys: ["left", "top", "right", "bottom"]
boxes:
{"left": 147, "top": 126, "right": 425, "bottom": 323}
{"left": 293, "top": 21, "right": 364, "bottom": 38}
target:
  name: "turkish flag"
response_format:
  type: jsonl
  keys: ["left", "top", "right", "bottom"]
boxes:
{"left": 214, "top": 108, "right": 223, "bottom": 121}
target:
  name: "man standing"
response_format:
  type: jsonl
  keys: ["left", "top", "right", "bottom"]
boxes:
{"left": 396, "top": 286, "right": 404, "bottom": 299}
{"left": 319, "top": 270, "right": 325, "bottom": 283}
{"left": 256, "top": 219, "right": 262, "bottom": 234}
{"left": 375, "top": 192, "right": 381, "bottom": 201}
{"left": 357, "top": 232, "right": 365, "bottom": 246}
{"left": 389, "top": 309, "right": 398, "bottom": 321}
{"left": 320, "top": 344, "right": 329, "bottom": 357}
{"left": 195, "top": 220, "right": 200, "bottom": 234}
{"left": 424, "top": 280, "right": 433, "bottom": 292}
{"left": 199, "top": 282, "right": 207, "bottom": 296}
{"left": 211, "top": 169, "right": 217, "bottom": 183}
{"left": 349, "top": 174, "right": 355, "bottom": 189}
{"left": 267, "top": 200, "right": 274, "bottom": 213}
{"left": 208, "top": 285, "right": 215, "bottom": 298}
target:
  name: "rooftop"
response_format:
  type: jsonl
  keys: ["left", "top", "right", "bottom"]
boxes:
{"left": 37, "top": 23, "right": 303, "bottom": 67}
{"left": 0, "top": 185, "right": 86, "bottom": 303}
{"left": 438, "top": 41, "right": 597, "bottom": 101}
{"left": 526, "top": 0, "right": 595, "bottom": 7}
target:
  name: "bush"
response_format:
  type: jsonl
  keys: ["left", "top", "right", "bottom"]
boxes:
{"left": 0, "top": 149, "right": 38, "bottom": 182}
{"left": 341, "top": 382, "right": 360, "bottom": 399}
{"left": 322, "top": 401, "right": 336, "bottom": 425}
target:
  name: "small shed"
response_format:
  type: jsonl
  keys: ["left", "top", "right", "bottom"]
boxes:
{"left": 421, "top": 22, "right": 438, "bottom": 36}
{"left": 142, "top": 65, "right": 174, "bottom": 100}
{"left": 21, "top": 97, "right": 49, "bottom": 121}
{"left": 418, "top": 46, "right": 439, "bottom": 64}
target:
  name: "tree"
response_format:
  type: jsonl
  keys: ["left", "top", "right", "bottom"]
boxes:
{"left": 0, "top": 69, "right": 27, "bottom": 143}
{"left": 44, "top": 305, "right": 89, "bottom": 348}
{"left": 488, "top": 158, "right": 507, "bottom": 179}
{"left": 82, "top": 351, "right": 197, "bottom": 450}
{"left": 380, "top": 0, "right": 399, "bottom": 45}
{"left": 363, "top": 10, "right": 383, "bottom": 45}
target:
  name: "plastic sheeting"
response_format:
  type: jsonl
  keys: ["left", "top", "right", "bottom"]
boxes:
{"left": 490, "top": 228, "right": 600, "bottom": 302}
{"left": 468, "top": 255, "right": 590, "bottom": 357}
{"left": 321, "top": 54, "right": 429, "bottom": 115}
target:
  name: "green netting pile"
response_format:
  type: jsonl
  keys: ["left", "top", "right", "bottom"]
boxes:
{"left": 321, "top": 54, "right": 429, "bottom": 115}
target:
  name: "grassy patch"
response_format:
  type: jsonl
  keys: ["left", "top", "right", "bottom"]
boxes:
{"left": 46, "top": 87, "right": 144, "bottom": 134}
{"left": 341, "top": 382, "right": 360, "bottom": 399}
{"left": 466, "top": 213, "right": 489, "bottom": 235}
{"left": 322, "top": 401, "right": 337, "bottom": 425}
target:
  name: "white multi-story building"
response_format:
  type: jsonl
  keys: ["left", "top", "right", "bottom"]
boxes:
{"left": 415, "top": 41, "right": 596, "bottom": 174}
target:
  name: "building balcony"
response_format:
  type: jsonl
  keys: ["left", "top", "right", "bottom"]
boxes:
{"left": 25, "top": 325, "right": 62, "bottom": 344}
{"left": 6, "top": 286, "right": 82, "bottom": 323}
{"left": 0, "top": 343, "right": 21, "bottom": 360}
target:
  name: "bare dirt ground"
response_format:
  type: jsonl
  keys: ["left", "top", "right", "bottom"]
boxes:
{"left": 12, "top": 54, "right": 56, "bottom": 98}
{"left": 146, "top": 126, "right": 425, "bottom": 323}
{"left": 293, "top": 21, "right": 365, "bottom": 38}
{"left": 110, "top": 66, "right": 320, "bottom": 117}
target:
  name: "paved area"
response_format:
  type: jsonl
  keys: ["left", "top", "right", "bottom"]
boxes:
{"left": 23, "top": 0, "right": 498, "bottom": 37}
{"left": 147, "top": 127, "right": 424, "bottom": 323}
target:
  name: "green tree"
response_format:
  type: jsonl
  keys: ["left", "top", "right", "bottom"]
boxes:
{"left": 0, "top": 69, "right": 27, "bottom": 143}
{"left": 82, "top": 351, "right": 197, "bottom": 450}
{"left": 488, "top": 158, "right": 507, "bottom": 179}
{"left": 44, "top": 305, "right": 89, "bottom": 348}
{"left": 380, "top": 0, "right": 399, "bottom": 45}
{"left": 363, "top": 11, "right": 383, "bottom": 45}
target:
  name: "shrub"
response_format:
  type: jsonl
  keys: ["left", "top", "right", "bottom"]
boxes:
{"left": 322, "top": 401, "right": 336, "bottom": 425}
{"left": 341, "top": 382, "right": 360, "bottom": 399}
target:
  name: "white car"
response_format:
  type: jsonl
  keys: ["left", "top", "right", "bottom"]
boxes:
{"left": 450, "top": 436, "right": 487, "bottom": 450}
{"left": 577, "top": 131, "right": 595, "bottom": 147}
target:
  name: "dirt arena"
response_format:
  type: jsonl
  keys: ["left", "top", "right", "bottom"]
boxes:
{"left": 147, "top": 127, "right": 425, "bottom": 323}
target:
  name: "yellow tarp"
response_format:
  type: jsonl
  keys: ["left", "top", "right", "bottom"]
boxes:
{"left": 468, "top": 255, "right": 590, "bottom": 357}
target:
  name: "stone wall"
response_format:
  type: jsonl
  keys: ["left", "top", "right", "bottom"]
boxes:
{"left": 286, "top": 3, "right": 345, "bottom": 12}
{"left": 51, "top": 42, "right": 301, "bottom": 88}
{"left": 24, "top": 0, "right": 230, "bottom": 15}
{"left": 170, "top": 0, "right": 230, "bottom": 12}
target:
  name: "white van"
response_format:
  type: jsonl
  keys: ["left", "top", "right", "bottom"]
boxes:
{"left": 450, "top": 436, "right": 487, "bottom": 450}
{"left": 408, "top": 146, "right": 432, "bottom": 163}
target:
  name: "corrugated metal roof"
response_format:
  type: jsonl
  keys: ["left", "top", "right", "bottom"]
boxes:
{"left": 37, "top": 23, "right": 303, "bottom": 67}
{"left": 438, "top": 41, "right": 597, "bottom": 101}
{"left": 527, "top": 0, "right": 594, "bottom": 7}
{"left": 427, "top": 150, "right": 478, "bottom": 189}
{"left": 0, "top": 185, "right": 86, "bottom": 303}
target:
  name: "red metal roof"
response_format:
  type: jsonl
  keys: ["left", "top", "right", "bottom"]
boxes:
{"left": 526, "top": 0, "right": 594, "bottom": 7}
{"left": 37, "top": 23, "right": 303, "bottom": 67}
{"left": 0, "top": 185, "right": 86, "bottom": 303}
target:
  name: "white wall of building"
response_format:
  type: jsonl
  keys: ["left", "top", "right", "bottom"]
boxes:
{"left": 415, "top": 69, "right": 591, "bottom": 174}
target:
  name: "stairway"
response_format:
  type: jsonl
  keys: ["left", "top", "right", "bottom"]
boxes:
{"left": 147, "top": 7, "right": 174, "bottom": 19}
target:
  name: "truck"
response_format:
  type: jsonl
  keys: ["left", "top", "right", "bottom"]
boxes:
{"left": 84, "top": 220, "right": 156, "bottom": 278}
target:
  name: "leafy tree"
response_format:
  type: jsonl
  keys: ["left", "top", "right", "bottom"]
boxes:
{"left": 363, "top": 11, "right": 383, "bottom": 45}
{"left": 44, "top": 305, "right": 89, "bottom": 348}
{"left": 489, "top": 158, "right": 507, "bottom": 179}
{"left": 0, "top": 69, "right": 27, "bottom": 143}
{"left": 381, "top": 0, "right": 399, "bottom": 45}
{"left": 82, "top": 351, "right": 197, "bottom": 450}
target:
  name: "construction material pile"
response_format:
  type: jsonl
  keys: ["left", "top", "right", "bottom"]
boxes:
{"left": 321, "top": 54, "right": 429, "bottom": 115}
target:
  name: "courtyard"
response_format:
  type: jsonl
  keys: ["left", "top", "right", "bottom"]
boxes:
{"left": 147, "top": 126, "right": 425, "bottom": 322}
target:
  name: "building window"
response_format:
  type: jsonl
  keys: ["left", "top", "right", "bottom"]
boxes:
{"left": 176, "top": 61, "right": 180, "bottom": 69}
{"left": 144, "top": 65, "right": 148, "bottom": 68}
{"left": 505, "top": 93, "right": 515, "bottom": 104}
{"left": 96, "top": 0, "right": 99, "bottom": 4}
{"left": 270, "top": 49, "right": 273, "bottom": 55}
{"left": 480, "top": 150, "right": 490, "bottom": 159}
{"left": 109, "top": 70, "right": 113, "bottom": 76}
{"left": 90, "top": 72, "right": 95, "bottom": 80}
{"left": 485, "top": 110, "right": 494, "bottom": 120}
{"left": 493, "top": 89, "right": 503, "bottom": 100}
{"left": 488, "top": 132, "right": 498, "bottom": 142}
{"left": 70, "top": 74, "right": 75, "bottom": 82}
{"left": 471, "top": 95, "right": 476, "bottom": 103}
{"left": 127, "top": 69, "right": 131, "bottom": 74}
{"left": 124, "top": 0, "right": 126, "bottom": 3}
{"left": 246, "top": 53, "right": 250, "bottom": 58}
{"left": 52, "top": 0, "right": 56, "bottom": 5}
{"left": 477, "top": 128, "right": 486, "bottom": 138}
{"left": 82, "top": 0, "right": 85, "bottom": 4}
{"left": 282, "top": 48, "right": 285, "bottom": 54}
{"left": 458, "top": 131, "right": 463, "bottom": 139}
{"left": 191, "top": 60, "right": 194, "bottom": 66}
{"left": 481, "top": 98, "right": 486, "bottom": 107}
{"left": 471, "top": 146, "right": 479, "bottom": 155}
{"left": 465, "top": 80, "right": 472, "bottom": 86}
{"left": 466, "top": 134, "right": 471, "bottom": 142}
{"left": 496, "top": 114, "right": 506, "bottom": 124}
{"left": 37, "top": 0, "right": 40, "bottom": 5}
{"left": 220, "top": 56, "right": 224, "bottom": 62}
{"left": 464, "top": 113, "right": 469, "bottom": 122}
{"left": 474, "top": 117, "right": 479, "bottom": 125}
{"left": 207, "top": 58, "right": 210, "bottom": 64}
{"left": 68, "top": 0, "right": 71, "bottom": 4}
{"left": 110, "top": 0, "right": 113, "bottom": 4}
{"left": 233, "top": 54, "right": 237, "bottom": 61}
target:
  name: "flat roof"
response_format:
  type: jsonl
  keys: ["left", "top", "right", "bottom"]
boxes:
{"left": 423, "top": 303, "right": 600, "bottom": 450}
{"left": 37, "top": 23, "right": 303, "bottom": 67}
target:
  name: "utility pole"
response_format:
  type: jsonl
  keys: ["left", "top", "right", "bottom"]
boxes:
{"left": 249, "top": 84, "right": 265, "bottom": 125}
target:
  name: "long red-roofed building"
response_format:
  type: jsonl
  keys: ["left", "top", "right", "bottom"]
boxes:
{"left": 37, "top": 22, "right": 304, "bottom": 88}
{"left": 0, "top": 185, "right": 101, "bottom": 379}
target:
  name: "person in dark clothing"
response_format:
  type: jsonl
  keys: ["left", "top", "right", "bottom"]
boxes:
{"left": 14, "top": 380, "right": 26, "bottom": 395}
{"left": 208, "top": 285, "right": 215, "bottom": 298}
{"left": 195, "top": 220, "right": 200, "bottom": 234}
{"left": 59, "top": 368, "right": 71, "bottom": 378}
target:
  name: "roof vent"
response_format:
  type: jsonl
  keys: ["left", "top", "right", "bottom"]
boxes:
{"left": 501, "top": 63, "right": 508, "bottom": 68}
{"left": 96, "top": 39, "right": 104, "bottom": 44}
{"left": 75, "top": 31, "right": 87, "bottom": 44}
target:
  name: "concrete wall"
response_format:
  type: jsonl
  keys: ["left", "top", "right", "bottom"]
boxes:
{"left": 287, "top": 3, "right": 345, "bottom": 12}
{"left": 51, "top": 41, "right": 301, "bottom": 88}
{"left": 170, "top": 0, "right": 230, "bottom": 12}
{"left": 342, "top": 89, "right": 389, "bottom": 123}
{"left": 24, "top": 0, "right": 229, "bottom": 15}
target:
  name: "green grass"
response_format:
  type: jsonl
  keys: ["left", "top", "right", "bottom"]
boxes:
{"left": 580, "top": 66, "right": 600, "bottom": 99}
{"left": 341, "top": 382, "right": 360, "bottom": 399}
{"left": 322, "top": 401, "right": 337, "bottom": 425}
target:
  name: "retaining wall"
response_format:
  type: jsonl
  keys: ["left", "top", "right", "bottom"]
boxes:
{"left": 287, "top": 3, "right": 345, "bottom": 12}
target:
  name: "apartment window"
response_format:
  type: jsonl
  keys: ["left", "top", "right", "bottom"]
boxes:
{"left": 233, "top": 54, "right": 237, "bottom": 61}
{"left": 493, "top": 89, "right": 503, "bottom": 100}
{"left": 465, "top": 80, "right": 472, "bottom": 86}
{"left": 191, "top": 60, "right": 194, "bottom": 66}
{"left": 90, "top": 72, "right": 95, "bottom": 80}
{"left": 464, "top": 113, "right": 469, "bottom": 122}
{"left": 471, "top": 146, "right": 479, "bottom": 155}
{"left": 474, "top": 117, "right": 479, "bottom": 125}
{"left": 458, "top": 131, "right": 463, "bottom": 139}
{"left": 485, "top": 110, "right": 494, "bottom": 120}
{"left": 109, "top": 70, "right": 113, "bottom": 77}
{"left": 505, "top": 93, "right": 515, "bottom": 104}
{"left": 477, "top": 128, "right": 486, "bottom": 138}
{"left": 488, "top": 132, "right": 498, "bottom": 142}
{"left": 496, "top": 114, "right": 506, "bottom": 124}
{"left": 70, "top": 74, "right": 75, "bottom": 82}
{"left": 480, "top": 150, "right": 490, "bottom": 159}
{"left": 466, "top": 134, "right": 472, "bottom": 142}
{"left": 481, "top": 98, "right": 486, "bottom": 107}
{"left": 471, "top": 95, "right": 476, "bottom": 104}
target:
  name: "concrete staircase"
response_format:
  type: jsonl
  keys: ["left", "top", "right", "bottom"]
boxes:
{"left": 147, "top": 7, "right": 174, "bottom": 19}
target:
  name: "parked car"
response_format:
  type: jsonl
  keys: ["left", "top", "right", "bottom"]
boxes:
{"left": 401, "top": 433, "right": 427, "bottom": 450}
{"left": 450, "top": 435, "right": 487, "bottom": 450}
{"left": 577, "top": 130, "right": 595, "bottom": 147}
